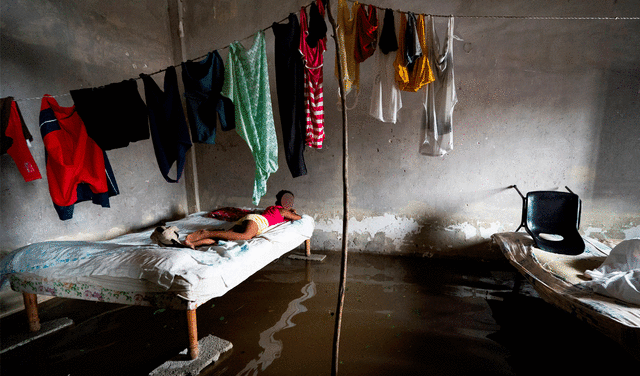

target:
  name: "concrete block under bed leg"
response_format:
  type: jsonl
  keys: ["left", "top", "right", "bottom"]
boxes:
{"left": 288, "top": 238, "right": 326, "bottom": 261}
{"left": 149, "top": 308, "right": 233, "bottom": 376}
{"left": 0, "top": 293, "right": 74, "bottom": 354}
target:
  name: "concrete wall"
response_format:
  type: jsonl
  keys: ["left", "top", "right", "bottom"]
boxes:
{"left": 1, "top": 0, "right": 189, "bottom": 254}
{"left": 181, "top": 0, "right": 640, "bottom": 258}
{"left": 1, "top": 1, "right": 639, "bottom": 314}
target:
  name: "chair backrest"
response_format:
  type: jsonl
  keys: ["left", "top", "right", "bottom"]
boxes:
{"left": 509, "top": 185, "right": 584, "bottom": 254}
{"left": 525, "top": 191, "right": 581, "bottom": 236}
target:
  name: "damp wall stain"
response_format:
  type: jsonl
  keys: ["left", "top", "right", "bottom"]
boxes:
{"left": 310, "top": 212, "right": 639, "bottom": 256}
{"left": 314, "top": 214, "right": 422, "bottom": 251}
{"left": 311, "top": 214, "right": 511, "bottom": 256}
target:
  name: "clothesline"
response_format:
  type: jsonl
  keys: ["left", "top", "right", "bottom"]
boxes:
{"left": 12, "top": 1, "right": 640, "bottom": 102}
{"left": 14, "top": 3, "right": 314, "bottom": 103}
{"left": 439, "top": 15, "right": 640, "bottom": 20}
{"left": 143, "top": 7, "right": 309, "bottom": 79}
{"left": 354, "top": 0, "right": 640, "bottom": 20}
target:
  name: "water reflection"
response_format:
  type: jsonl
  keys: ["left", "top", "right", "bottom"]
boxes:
{"left": 236, "top": 281, "right": 316, "bottom": 376}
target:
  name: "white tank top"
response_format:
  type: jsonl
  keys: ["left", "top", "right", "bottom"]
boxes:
{"left": 369, "top": 10, "right": 403, "bottom": 123}
{"left": 420, "top": 16, "right": 457, "bottom": 156}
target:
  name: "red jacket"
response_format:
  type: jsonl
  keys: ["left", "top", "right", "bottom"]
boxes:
{"left": 40, "top": 96, "right": 118, "bottom": 220}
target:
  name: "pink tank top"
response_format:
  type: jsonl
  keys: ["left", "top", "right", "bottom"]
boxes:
{"left": 262, "top": 205, "right": 285, "bottom": 226}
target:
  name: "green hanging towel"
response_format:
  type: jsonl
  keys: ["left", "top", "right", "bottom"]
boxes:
{"left": 222, "top": 31, "right": 278, "bottom": 204}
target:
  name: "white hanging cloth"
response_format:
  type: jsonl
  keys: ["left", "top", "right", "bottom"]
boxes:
{"left": 419, "top": 15, "right": 457, "bottom": 156}
{"left": 369, "top": 9, "right": 403, "bottom": 124}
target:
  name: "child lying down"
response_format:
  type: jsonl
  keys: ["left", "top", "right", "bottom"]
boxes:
{"left": 184, "top": 190, "right": 301, "bottom": 249}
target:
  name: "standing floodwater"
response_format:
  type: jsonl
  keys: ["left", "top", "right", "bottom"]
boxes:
{"left": 1, "top": 252, "right": 638, "bottom": 375}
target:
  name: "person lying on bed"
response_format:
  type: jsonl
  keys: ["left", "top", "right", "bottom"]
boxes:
{"left": 184, "top": 190, "right": 302, "bottom": 249}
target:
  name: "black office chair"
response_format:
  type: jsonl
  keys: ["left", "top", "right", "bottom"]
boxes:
{"left": 510, "top": 185, "right": 585, "bottom": 255}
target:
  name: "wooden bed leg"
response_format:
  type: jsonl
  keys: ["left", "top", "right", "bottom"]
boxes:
{"left": 288, "top": 238, "right": 324, "bottom": 261}
{"left": 22, "top": 292, "right": 41, "bottom": 332}
{"left": 186, "top": 309, "right": 199, "bottom": 359}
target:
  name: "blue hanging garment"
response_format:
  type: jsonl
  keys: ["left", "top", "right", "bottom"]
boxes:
{"left": 181, "top": 51, "right": 235, "bottom": 144}
{"left": 140, "top": 66, "right": 192, "bottom": 183}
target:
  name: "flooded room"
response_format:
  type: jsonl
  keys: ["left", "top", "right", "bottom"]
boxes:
{"left": 1, "top": 0, "right": 639, "bottom": 375}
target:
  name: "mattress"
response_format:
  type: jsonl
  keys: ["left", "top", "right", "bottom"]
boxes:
{"left": 0, "top": 212, "right": 315, "bottom": 310}
{"left": 492, "top": 232, "right": 640, "bottom": 360}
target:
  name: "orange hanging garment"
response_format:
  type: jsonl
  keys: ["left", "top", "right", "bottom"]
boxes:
{"left": 335, "top": 0, "right": 359, "bottom": 95}
{"left": 394, "top": 13, "right": 434, "bottom": 92}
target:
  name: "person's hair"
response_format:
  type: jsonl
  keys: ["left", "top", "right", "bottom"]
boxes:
{"left": 275, "top": 190, "right": 294, "bottom": 206}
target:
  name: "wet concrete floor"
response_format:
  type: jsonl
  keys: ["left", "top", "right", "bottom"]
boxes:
{"left": 1, "top": 251, "right": 638, "bottom": 375}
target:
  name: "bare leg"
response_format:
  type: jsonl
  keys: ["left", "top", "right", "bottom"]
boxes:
{"left": 190, "top": 238, "right": 218, "bottom": 247}
{"left": 184, "top": 221, "right": 260, "bottom": 249}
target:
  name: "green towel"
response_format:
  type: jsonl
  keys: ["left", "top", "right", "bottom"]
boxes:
{"left": 222, "top": 31, "right": 278, "bottom": 204}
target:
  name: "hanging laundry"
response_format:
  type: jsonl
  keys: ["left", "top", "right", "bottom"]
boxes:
{"left": 39, "top": 95, "right": 119, "bottom": 220}
{"left": 420, "top": 16, "right": 458, "bottom": 156}
{"left": 404, "top": 12, "right": 422, "bottom": 70}
{"left": 394, "top": 13, "right": 434, "bottom": 92}
{"left": 369, "top": 9, "right": 402, "bottom": 124}
{"left": 222, "top": 31, "right": 278, "bottom": 205}
{"left": 335, "top": 0, "right": 359, "bottom": 95}
{"left": 378, "top": 8, "right": 398, "bottom": 54}
{"left": 354, "top": 4, "right": 378, "bottom": 63}
{"left": 273, "top": 13, "right": 308, "bottom": 177}
{"left": 70, "top": 79, "right": 149, "bottom": 151}
{"left": 299, "top": 1, "right": 327, "bottom": 149}
{"left": 0, "top": 97, "right": 42, "bottom": 182}
{"left": 306, "top": 0, "right": 327, "bottom": 49}
{"left": 140, "top": 66, "right": 192, "bottom": 183}
{"left": 181, "top": 51, "right": 235, "bottom": 145}
{"left": 0, "top": 97, "right": 29, "bottom": 154}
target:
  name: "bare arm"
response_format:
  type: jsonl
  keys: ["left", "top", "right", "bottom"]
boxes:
{"left": 280, "top": 208, "right": 302, "bottom": 221}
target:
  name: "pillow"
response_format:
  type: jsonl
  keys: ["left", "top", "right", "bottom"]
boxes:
{"left": 207, "top": 207, "right": 253, "bottom": 222}
{"left": 583, "top": 239, "right": 640, "bottom": 305}
{"left": 587, "top": 239, "right": 640, "bottom": 275}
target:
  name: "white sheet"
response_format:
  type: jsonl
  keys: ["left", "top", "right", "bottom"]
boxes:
{"left": 582, "top": 239, "right": 640, "bottom": 305}
{"left": 0, "top": 213, "right": 315, "bottom": 304}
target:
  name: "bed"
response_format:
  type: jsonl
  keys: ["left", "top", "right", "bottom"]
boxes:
{"left": 0, "top": 212, "right": 315, "bottom": 359}
{"left": 491, "top": 232, "right": 640, "bottom": 361}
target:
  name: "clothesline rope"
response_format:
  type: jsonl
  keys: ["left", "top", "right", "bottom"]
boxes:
{"left": 16, "top": 93, "right": 70, "bottom": 102}
{"left": 441, "top": 15, "right": 640, "bottom": 20}
{"left": 355, "top": 0, "right": 640, "bottom": 20}
{"left": 14, "top": 3, "right": 313, "bottom": 103}
{"left": 12, "top": 1, "right": 640, "bottom": 102}
{"left": 144, "top": 9, "right": 303, "bottom": 78}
